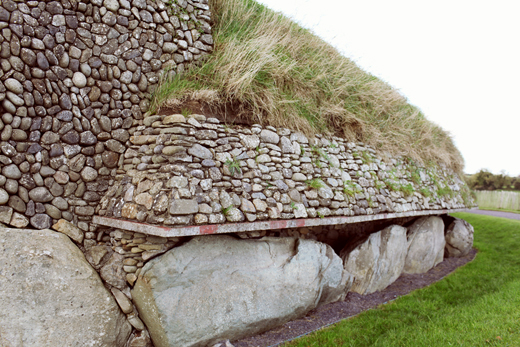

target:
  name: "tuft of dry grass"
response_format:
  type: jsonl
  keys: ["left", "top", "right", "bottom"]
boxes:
{"left": 151, "top": 0, "right": 464, "bottom": 172}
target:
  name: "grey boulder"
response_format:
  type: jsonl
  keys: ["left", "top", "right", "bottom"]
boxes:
{"left": 132, "top": 235, "right": 351, "bottom": 347}
{"left": 445, "top": 217, "right": 474, "bottom": 257}
{"left": 341, "top": 225, "right": 408, "bottom": 294}
{"left": 403, "top": 216, "right": 445, "bottom": 274}
{"left": 0, "top": 228, "right": 131, "bottom": 347}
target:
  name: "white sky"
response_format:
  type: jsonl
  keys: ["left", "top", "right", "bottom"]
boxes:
{"left": 257, "top": 0, "right": 520, "bottom": 176}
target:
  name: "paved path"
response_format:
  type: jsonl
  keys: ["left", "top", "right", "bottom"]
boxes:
{"left": 465, "top": 209, "right": 520, "bottom": 221}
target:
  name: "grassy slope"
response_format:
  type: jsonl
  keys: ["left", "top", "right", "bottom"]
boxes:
{"left": 283, "top": 213, "right": 520, "bottom": 347}
{"left": 153, "top": 0, "right": 464, "bottom": 173}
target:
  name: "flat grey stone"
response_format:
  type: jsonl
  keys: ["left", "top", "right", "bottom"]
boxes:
{"left": 52, "top": 219, "right": 84, "bottom": 243}
{"left": 188, "top": 144, "right": 213, "bottom": 159}
{"left": 239, "top": 134, "right": 260, "bottom": 149}
{"left": 100, "top": 252, "right": 127, "bottom": 290}
{"left": 0, "top": 228, "right": 131, "bottom": 346}
{"left": 30, "top": 214, "right": 53, "bottom": 229}
{"left": 169, "top": 199, "right": 198, "bottom": 215}
{"left": 341, "top": 225, "right": 408, "bottom": 294}
{"left": 2, "top": 164, "right": 21, "bottom": 179}
{"left": 163, "top": 42, "right": 178, "bottom": 53}
{"left": 8, "top": 195, "right": 25, "bottom": 213}
{"left": 0, "top": 188, "right": 8, "bottom": 204}
{"left": 72, "top": 72, "right": 87, "bottom": 88}
{"left": 111, "top": 288, "right": 133, "bottom": 314}
{"left": 132, "top": 236, "right": 350, "bottom": 347}
{"left": 29, "top": 187, "right": 53, "bottom": 203}
{"left": 292, "top": 173, "right": 307, "bottom": 181}
{"left": 403, "top": 216, "right": 445, "bottom": 274}
{"left": 104, "top": 0, "right": 120, "bottom": 11}
{"left": 292, "top": 203, "right": 308, "bottom": 218}
{"left": 260, "top": 129, "right": 279, "bottom": 144}
{"left": 79, "top": 131, "right": 97, "bottom": 145}
{"left": 280, "top": 136, "right": 294, "bottom": 154}
{"left": 225, "top": 207, "right": 245, "bottom": 222}
{"left": 5, "top": 78, "right": 23, "bottom": 94}
{"left": 81, "top": 167, "right": 98, "bottom": 182}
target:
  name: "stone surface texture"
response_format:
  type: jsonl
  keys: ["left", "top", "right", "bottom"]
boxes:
{"left": 99, "top": 115, "right": 473, "bottom": 232}
{"left": 0, "top": 0, "right": 477, "bottom": 345}
{"left": 341, "top": 225, "right": 408, "bottom": 294}
{"left": 0, "top": 0, "right": 214, "bottom": 235}
{"left": 404, "top": 216, "right": 446, "bottom": 274}
{"left": 445, "top": 217, "right": 474, "bottom": 257}
{"left": 0, "top": 228, "right": 131, "bottom": 347}
{"left": 131, "top": 235, "right": 351, "bottom": 347}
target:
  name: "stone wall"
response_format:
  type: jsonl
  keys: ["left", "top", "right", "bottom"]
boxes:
{"left": 95, "top": 215, "right": 421, "bottom": 288}
{"left": 97, "top": 113, "right": 474, "bottom": 228}
{"left": 85, "top": 214, "right": 473, "bottom": 346}
{"left": 0, "top": 0, "right": 474, "bottom": 237}
{"left": 0, "top": 1, "right": 479, "bottom": 346}
{"left": 0, "top": 0, "right": 213, "bottom": 231}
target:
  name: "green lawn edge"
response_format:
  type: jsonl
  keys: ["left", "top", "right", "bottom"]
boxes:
{"left": 283, "top": 212, "right": 520, "bottom": 347}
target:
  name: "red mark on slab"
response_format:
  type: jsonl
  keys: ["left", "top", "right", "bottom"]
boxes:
{"left": 294, "top": 219, "right": 306, "bottom": 228}
{"left": 270, "top": 220, "right": 288, "bottom": 229}
{"left": 200, "top": 225, "right": 218, "bottom": 235}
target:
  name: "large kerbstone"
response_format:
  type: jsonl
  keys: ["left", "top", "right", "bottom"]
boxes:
{"left": 403, "top": 216, "right": 445, "bottom": 274}
{"left": 132, "top": 236, "right": 351, "bottom": 347}
{"left": 341, "top": 225, "right": 408, "bottom": 294}
{"left": 445, "top": 217, "right": 474, "bottom": 257}
{"left": 0, "top": 228, "right": 131, "bottom": 346}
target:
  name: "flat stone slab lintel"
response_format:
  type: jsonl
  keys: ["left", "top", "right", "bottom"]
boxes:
{"left": 93, "top": 208, "right": 472, "bottom": 238}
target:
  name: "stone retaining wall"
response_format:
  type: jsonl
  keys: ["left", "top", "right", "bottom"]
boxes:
{"left": 0, "top": 0, "right": 474, "bottom": 237}
{"left": 97, "top": 113, "right": 474, "bottom": 229}
{"left": 0, "top": 0, "right": 213, "bottom": 231}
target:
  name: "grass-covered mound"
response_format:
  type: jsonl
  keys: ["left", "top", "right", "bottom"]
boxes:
{"left": 153, "top": 0, "right": 464, "bottom": 173}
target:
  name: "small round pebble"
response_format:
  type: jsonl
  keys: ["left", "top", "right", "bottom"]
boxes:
{"left": 5, "top": 78, "right": 23, "bottom": 94}
{"left": 72, "top": 72, "right": 87, "bottom": 88}
{"left": 0, "top": 188, "right": 8, "bottom": 204}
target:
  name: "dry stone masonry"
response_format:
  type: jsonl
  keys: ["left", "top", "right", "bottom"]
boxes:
{"left": 0, "top": 0, "right": 213, "bottom": 231}
{"left": 0, "top": 1, "right": 478, "bottom": 346}
{"left": 97, "top": 113, "right": 473, "bottom": 229}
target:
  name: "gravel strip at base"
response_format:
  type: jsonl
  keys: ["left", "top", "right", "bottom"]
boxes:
{"left": 232, "top": 249, "right": 477, "bottom": 347}
{"left": 467, "top": 209, "right": 520, "bottom": 221}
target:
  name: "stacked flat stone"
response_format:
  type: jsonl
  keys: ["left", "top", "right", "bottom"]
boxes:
{"left": 75, "top": 224, "right": 179, "bottom": 342}
{"left": 107, "top": 229, "right": 179, "bottom": 283}
{"left": 0, "top": 0, "right": 213, "bottom": 231}
{"left": 98, "top": 112, "right": 469, "bottom": 227}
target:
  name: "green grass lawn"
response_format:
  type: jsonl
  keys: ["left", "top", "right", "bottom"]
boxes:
{"left": 283, "top": 212, "right": 520, "bottom": 347}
